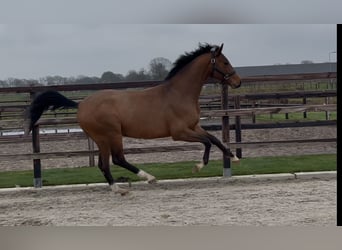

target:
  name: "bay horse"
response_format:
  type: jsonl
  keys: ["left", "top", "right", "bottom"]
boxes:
{"left": 25, "top": 43, "right": 241, "bottom": 195}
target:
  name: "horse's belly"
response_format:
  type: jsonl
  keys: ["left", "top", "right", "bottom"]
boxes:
{"left": 121, "top": 119, "right": 170, "bottom": 139}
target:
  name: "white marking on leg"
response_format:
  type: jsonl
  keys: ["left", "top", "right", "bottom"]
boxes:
{"left": 231, "top": 154, "right": 240, "bottom": 163}
{"left": 138, "top": 170, "right": 156, "bottom": 184}
{"left": 192, "top": 160, "right": 204, "bottom": 173}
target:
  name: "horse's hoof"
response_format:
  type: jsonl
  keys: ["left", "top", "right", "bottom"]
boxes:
{"left": 232, "top": 158, "right": 240, "bottom": 164}
{"left": 138, "top": 170, "right": 156, "bottom": 184}
{"left": 111, "top": 185, "right": 130, "bottom": 196}
{"left": 231, "top": 155, "right": 240, "bottom": 163}
{"left": 192, "top": 161, "right": 203, "bottom": 173}
{"left": 148, "top": 178, "right": 157, "bottom": 184}
{"left": 192, "top": 166, "right": 200, "bottom": 174}
{"left": 115, "top": 188, "right": 130, "bottom": 196}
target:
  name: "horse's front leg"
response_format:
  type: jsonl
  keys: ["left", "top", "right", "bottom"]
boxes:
{"left": 172, "top": 125, "right": 240, "bottom": 173}
{"left": 205, "top": 132, "right": 240, "bottom": 163}
{"left": 171, "top": 127, "right": 212, "bottom": 173}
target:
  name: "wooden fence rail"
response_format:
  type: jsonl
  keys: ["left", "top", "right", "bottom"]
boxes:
{"left": 201, "top": 104, "right": 336, "bottom": 118}
{"left": 0, "top": 137, "right": 336, "bottom": 162}
{"left": 0, "top": 90, "right": 336, "bottom": 128}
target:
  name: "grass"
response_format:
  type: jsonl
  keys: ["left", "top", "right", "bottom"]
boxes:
{"left": 202, "top": 81, "right": 336, "bottom": 95}
{"left": 0, "top": 154, "right": 336, "bottom": 188}
{"left": 256, "top": 111, "right": 337, "bottom": 122}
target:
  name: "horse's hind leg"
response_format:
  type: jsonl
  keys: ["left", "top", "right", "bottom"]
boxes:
{"left": 110, "top": 136, "right": 157, "bottom": 184}
{"left": 113, "top": 154, "right": 157, "bottom": 184}
{"left": 97, "top": 143, "right": 129, "bottom": 195}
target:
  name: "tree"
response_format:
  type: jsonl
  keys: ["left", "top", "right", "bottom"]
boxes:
{"left": 125, "top": 68, "right": 151, "bottom": 81}
{"left": 149, "top": 57, "right": 172, "bottom": 80}
{"left": 75, "top": 75, "right": 100, "bottom": 84}
{"left": 26, "top": 79, "right": 41, "bottom": 87}
{"left": 6, "top": 78, "right": 24, "bottom": 87}
{"left": 3, "top": 78, "right": 41, "bottom": 87}
{"left": 0, "top": 80, "right": 9, "bottom": 87}
{"left": 43, "top": 76, "right": 68, "bottom": 85}
{"left": 100, "top": 71, "right": 124, "bottom": 83}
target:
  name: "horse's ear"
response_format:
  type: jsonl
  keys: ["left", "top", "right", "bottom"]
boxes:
{"left": 217, "top": 43, "right": 224, "bottom": 56}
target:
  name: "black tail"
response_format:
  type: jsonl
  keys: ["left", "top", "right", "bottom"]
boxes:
{"left": 24, "top": 90, "right": 78, "bottom": 133}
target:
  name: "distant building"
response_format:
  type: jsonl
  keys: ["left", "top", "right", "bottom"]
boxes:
{"left": 235, "top": 63, "right": 336, "bottom": 77}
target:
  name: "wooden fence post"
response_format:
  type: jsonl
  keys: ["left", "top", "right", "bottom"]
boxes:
{"left": 87, "top": 137, "right": 95, "bottom": 167}
{"left": 29, "top": 91, "right": 42, "bottom": 188}
{"left": 32, "top": 124, "right": 42, "bottom": 188}
{"left": 303, "top": 97, "right": 307, "bottom": 118}
{"left": 234, "top": 95, "right": 242, "bottom": 158}
{"left": 0, "top": 109, "right": 1, "bottom": 136}
{"left": 252, "top": 101, "right": 256, "bottom": 123}
{"left": 325, "top": 97, "right": 330, "bottom": 120}
{"left": 221, "top": 84, "right": 231, "bottom": 177}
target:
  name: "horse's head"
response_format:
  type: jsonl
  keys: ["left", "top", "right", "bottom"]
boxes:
{"left": 210, "top": 44, "right": 241, "bottom": 89}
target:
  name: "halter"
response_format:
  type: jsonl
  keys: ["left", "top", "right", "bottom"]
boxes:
{"left": 210, "top": 47, "right": 236, "bottom": 82}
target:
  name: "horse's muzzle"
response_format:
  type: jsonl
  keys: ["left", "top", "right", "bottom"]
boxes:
{"left": 232, "top": 80, "right": 242, "bottom": 89}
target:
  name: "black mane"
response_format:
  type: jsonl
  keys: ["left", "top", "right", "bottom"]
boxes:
{"left": 165, "top": 43, "right": 216, "bottom": 80}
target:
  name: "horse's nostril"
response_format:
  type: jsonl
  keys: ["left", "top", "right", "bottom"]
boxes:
{"left": 232, "top": 82, "right": 241, "bottom": 89}
{"left": 235, "top": 81, "right": 241, "bottom": 88}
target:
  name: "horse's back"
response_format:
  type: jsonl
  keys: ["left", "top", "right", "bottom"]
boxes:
{"left": 77, "top": 88, "right": 171, "bottom": 139}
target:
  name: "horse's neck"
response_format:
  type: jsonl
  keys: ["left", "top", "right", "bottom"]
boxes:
{"left": 167, "top": 56, "right": 211, "bottom": 102}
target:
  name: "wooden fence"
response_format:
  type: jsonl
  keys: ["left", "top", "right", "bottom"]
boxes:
{"left": 0, "top": 72, "right": 337, "bottom": 187}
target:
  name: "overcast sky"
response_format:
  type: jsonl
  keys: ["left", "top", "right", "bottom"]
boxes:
{"left": 0, "top": 24, "right": 337, "bottom": 80}
{"left": 2, "top": 0, "right": 342, "bottom": 23}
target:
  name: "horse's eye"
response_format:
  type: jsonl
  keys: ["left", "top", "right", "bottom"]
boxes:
{"left": 224, "top": 62, "right": 229, "bottom": 65}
